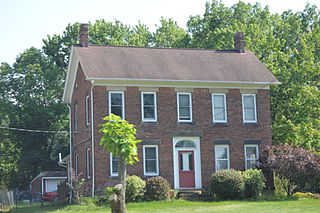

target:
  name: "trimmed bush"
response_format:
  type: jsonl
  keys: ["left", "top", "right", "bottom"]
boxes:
{"left": 145, "top": 176, "right": 171, "bottom": 201}
{"left": 125, "top": 175, "right": 146, "bottom": 202}
{"left": 209, "top": 169, "right": 245, "bottom": 199}
{"left": 243, "top": 169, "right": 266, "bottom": 198}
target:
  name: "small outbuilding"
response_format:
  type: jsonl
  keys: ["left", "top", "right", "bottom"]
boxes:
{"left": 31, "top": 171, "right": 67, "bottom": 196}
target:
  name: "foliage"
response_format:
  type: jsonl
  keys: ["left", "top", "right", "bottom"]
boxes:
{"left": 292, "top": 192, "right": 320, "bottom": 200}
{"left": 260, "top": 145, "right": 320, "bottom": 196}
{"left": 99, "top": 114, "right": 141, "bottom": 165}
{"left": 67, "top": 173, "right": 89, "bottom": 204}
{"left": 209, "top": 169, "right": 245, "bottom": 200}
{"left": 242, "top": 169, "right": 266, "bottom": 198}
{"left": 125, "top": 175, "right": 146, "bottom": 202}
{"left": 145, "top": 176, "right": 171, "bottom": 201}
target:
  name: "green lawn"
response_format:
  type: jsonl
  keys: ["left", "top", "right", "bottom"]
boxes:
{"left": 8, "top": 199, "right": 320, "bottom": 213}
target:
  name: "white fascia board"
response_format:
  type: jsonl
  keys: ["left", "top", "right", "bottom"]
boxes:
{"left": 62, "top": 47, "right": 79, "bottom": 104}
{"left": 90, "top": 79, "right": 279, "bottom": 90}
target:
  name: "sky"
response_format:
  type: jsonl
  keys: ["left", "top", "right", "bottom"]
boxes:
{"left": 1, "top": 0, "right": 319, "bottom": 65}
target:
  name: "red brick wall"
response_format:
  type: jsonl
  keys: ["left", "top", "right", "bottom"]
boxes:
{"left": 31, "top": 177, "right": 42, "bottom": 195}
{"left": 71, "top": 68, "right": 272, "bottom": 193}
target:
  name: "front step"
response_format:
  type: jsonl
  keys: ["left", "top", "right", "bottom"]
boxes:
{"left": 176, "top": 189, "right": 211, "bottom": 201}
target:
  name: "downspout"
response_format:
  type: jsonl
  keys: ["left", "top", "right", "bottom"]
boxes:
{"left": 68, "top": 104, "right": 73, "bottom": 203}
{"left": 90, "top": 83, "right": 95, "bottom": 197}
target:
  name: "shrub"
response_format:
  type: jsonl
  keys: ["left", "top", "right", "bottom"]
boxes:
{"left": 145, "top": 176, "right": 171, "bottom": 201}
{"left": 243, "top": 169, "right": 266, "bottom": 198}
{"left": 209, "top": 169, "right": 245, "bottom": 200}
{"left": 125, "top": 175, "right": 146, "bottom": 202}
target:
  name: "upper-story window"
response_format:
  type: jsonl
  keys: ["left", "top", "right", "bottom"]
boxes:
{"left": 242, "top": 94, "right": 257, "bottom": 123}
{"left": 177, "top": 93, "right": 192, "bottom": 122}
{"left": 141, "top": 92, "right": 157, "bottom": 122}
{"left": 245, "top": 145, "right": 259, "bottom": 170}
{"left": 214, "top": 145, "right": 230, "bottom": 171}
{"left": 109, "top": 91, "right": 125, "bottom": 119}
{"left": 86, "top": 148, "right": 91, "bottom": 179}
{"left": 74, "top": 104, "right": 78, "bottom": 133}
{"left": 85, "top": 95, "right": 89, "bottom": 126}
{"left": 212, "top": 94, "right": 227, "bottom": 123}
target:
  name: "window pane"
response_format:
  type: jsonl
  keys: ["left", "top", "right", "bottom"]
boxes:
{"left": 214, "top": 107, "right": 225, "bottom": 120}
{"left": 146, "top": 160, "right": 156, "bottom": 173}
{"left": 179, "top": 107, "right": 190, "bottom": 117}
{"left": 144, "top": 107, "right": 155, "bottom": 119}
{"left": 216, "top": 146, "right": 228, "bottom": 159}
{"left": 179, "top": 95, "right": 189, "bottom": 106}
{"left": 246, "top": 147, "right": 257, "bottom": 159}
{"left": 111, "top": 93, "right": 122, "bottom": 105}
{"left": 244, "top": 96, "right": 254, "bottom": 108}
{"left": 112, "top": 159, "right": 119, "bottom": 173}
{"left": 214, "top": 95, "right": 224, "bottom": 108}
{"left": 246, "top": 160, "right": 257, "bottom": 170}
{"left": 244, "top": 109, "right": 255, "bottom": 121}
{"left": 111, "top": 106, "right": 122, "bottom": 117}
{"left": 217, "top": 160, "right": 228, "bottom": 170}
{"left": 145, "top": 147, "right": 156, "bottom": 159}
{"left": 143, "top": 94, "right": 154, "bottom": 105}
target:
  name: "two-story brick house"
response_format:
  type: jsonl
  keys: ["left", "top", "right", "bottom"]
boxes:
{"left": 62, "top": 24, "right": 280, "bottom": 197}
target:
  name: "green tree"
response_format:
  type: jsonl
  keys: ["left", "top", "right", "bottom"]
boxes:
{"left": 99, "top": 114, "right": 141, "bottom": 213}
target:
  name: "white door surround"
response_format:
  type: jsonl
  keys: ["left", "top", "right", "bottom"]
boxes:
{"left": 173, "top": 137, "right": 202, "bottom": 189}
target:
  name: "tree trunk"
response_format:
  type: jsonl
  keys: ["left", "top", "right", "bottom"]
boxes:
{"left": 118, "top": 156, "right": 127, "bottom": 213}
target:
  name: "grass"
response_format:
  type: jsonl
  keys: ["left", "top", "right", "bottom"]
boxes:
{"left": 5, "top": 199, "right": 320, "bottom": 213}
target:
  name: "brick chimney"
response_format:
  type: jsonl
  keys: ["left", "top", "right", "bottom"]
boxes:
{"left": 234, "top": 32, "right": 245, "bottom": 53}
{"left": 79, "top": 24, "right": 89, "bottom": 47}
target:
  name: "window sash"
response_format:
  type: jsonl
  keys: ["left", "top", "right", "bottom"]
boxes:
{"left": 85, "top": 96, "right": 89, "bottom": 126}
{"left": 245, "top": 145, "right": 259, "bottom": 170}
{"left": 177, "top": 93, "right": 192, "bottom": 122}
{"left": 74, "top": 104, "right": 78, "bottom": 132}
{"left": 86, "top": 149, "right": 91, "bottom": 178}
{"left": 109, "top": 92, "right": 125, "bottom": 119}
{"left": 215, "top": 145, "right": 230, "bottom": 171}
{"left": 212, "top": 94, "right": 227, "bottom": 122}
{"left": 143, "top": 145, "right": 159, "bottom": 175}
{"left": 110, "top": 153, "right": 119, "bottom": 176}
{"left": 141, "top": 92, "right": 157, "bottom": 121}
{"left": 75, "top": 154, "right": 78, "bottom": 177}
{"left": 242, "top": 94, "right": 257, "bottom": 123}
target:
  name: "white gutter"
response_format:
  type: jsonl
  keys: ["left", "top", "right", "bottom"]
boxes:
{"left": 90, "top": 84, "right": 95, "bottom": 197}
{"left": 68, "top": 104, "right": 73, "bottom": 203}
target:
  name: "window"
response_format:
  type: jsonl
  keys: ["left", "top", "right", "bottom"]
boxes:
{"left": 75, "top": 154, "right": 78, "bottom": 177}
{"left": 141, "top": 92, "right": 157, "bottom": 122}
{"left": 215, "top": 145, "right": 230, "bottom": 171}
{"left": 109, "top": 92, "right": 125, "bottom": 119}
{"left": 143, "top": 145, "right": 159, "bottom": 176}
{"left": 177, "top": 93, "right": 192, "bottom": 122}
{"left": 212, "top": 94, "right": 227, "bottom": 123}
{"left": 86, "top": 148, "right": 91, "bottom": 179}
{"left": 242, "top": 94, "right": 257, "bottom": 123}
{"left": 74, "top": 104, "right": 78, "bottom": 132}
{"left": 68, "top": 161, "right": 72, "bottom": 184}
{"left": 245, "top": 145, "right": 259, "bottom": 170}
{"left": 85, "top": 95, "right": 89, "bottom": 126}
{"left": 110, "top": 153, "right": 119, "bottom": 176}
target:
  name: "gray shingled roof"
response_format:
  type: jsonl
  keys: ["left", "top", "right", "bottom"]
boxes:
{"left": 74, "top": 45, "right": 279, "bottom": 84}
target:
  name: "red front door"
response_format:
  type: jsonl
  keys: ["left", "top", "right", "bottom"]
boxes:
{"left": 178, "top": 151, "right": 195, "bottom": 188}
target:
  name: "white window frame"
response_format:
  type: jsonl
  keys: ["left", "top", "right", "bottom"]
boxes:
{"left": 214, "top": 145, "right": 230, "bottom": 171}
{"left": 85, "top": 95, "right": 89, "bottom": 126}
{"left": 141, "top": 92, "right": 157, "bottom": 122}
{"left": 244, "top": 144, "right": 259, "bottom": 170}
{"left": 75, "top": 153, "right": 78, "bottom": 177}
{"left": 212, "top": 93, "right": 227, "bottom": 123}
{"left": 242, "top": 94, "right": 257, "bottom": 123}
{"left": 143, "top": 145, "right": 159, "bottom": 176}
{"left": 110, "top": 153, "right": 119, "bottom": 177}
{"left": 74, "top": 104, "right": 78, "bottom": 132}
{"left": 86, "top": 148, "right": 91, "bottom": 179}
{"left": 109, "top": 91, "right": 125, "bottom": 119}
{"left": 177, "top": 93, "right": 193, "bottom": 122}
